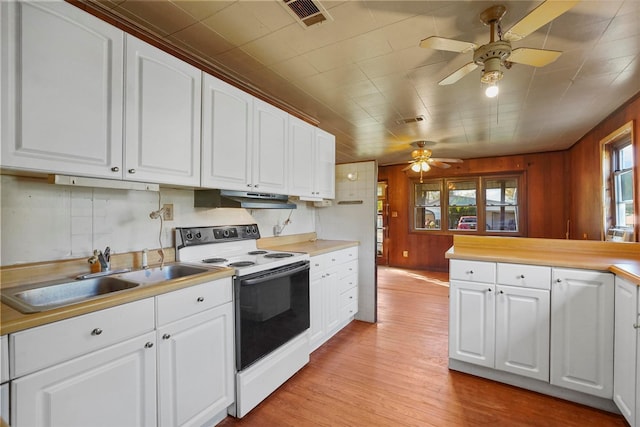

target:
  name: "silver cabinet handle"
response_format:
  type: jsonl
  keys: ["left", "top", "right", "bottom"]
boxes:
{"left": 162, "top": 333, "right": 171, "bottom": 340}
{"left": 128, "top": 168, "right": 136, "bottom": 174}
{"left": 556, "top": 278, "right": 562, "bottom": 283}
{"left": 145, "top": 342, "right": 154, "bottom": 348}
{"left": 197, "top": 296, "right": 204, "bottom": 302}
{"left": 91, "top": 328, "right": 103, "bottom": 336}
{"left": 111, "top": 167, "right": 119, "bottom": 172}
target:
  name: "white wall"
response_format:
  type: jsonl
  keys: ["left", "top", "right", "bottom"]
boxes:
{"left": 0, "top": 175, "right": 315, "bottom": 266}
{"left": 316, "top": 161, "right": 377, "bottom": 323}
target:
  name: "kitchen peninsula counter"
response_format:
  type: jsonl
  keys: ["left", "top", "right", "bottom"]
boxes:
{"left": 446, "top": 235, "right": 640, "bottom": 284}
{"left": 258, "top": 232, "right": 359, "bottom": 256}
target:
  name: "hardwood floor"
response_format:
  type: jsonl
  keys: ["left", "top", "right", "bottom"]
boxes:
{"left": 219, "top": 266, "right": 627, "bottom": 426}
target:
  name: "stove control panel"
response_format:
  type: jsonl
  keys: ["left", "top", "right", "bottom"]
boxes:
{"left": 176, "top": 224, "right": 261, "bottom": 248}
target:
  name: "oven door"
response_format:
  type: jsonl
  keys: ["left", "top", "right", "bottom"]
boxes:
{"left": 235, "top": 260, "right": 310, "bottom": 371}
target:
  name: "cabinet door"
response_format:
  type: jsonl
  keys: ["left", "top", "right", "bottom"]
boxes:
{"left": 309, "top": 275, "right": 325, "bottom": 352}
{"left": 201, "top": 74, "right": 252, "bottom": 190}
{"left": 495, "top": 285, "right": 550, "bottom": 381}
{"left": 1, "top": 0, "right": 124, "bottom": 178}
{"left": 324, "top": 268, "right": 341, "bottom": 338}
{"left": 288, "top": 116, "right": 315, "bottom": 198}
{"left": 614, "top": 276, "right": 638, "bottom": 426}
{"left": 315, "top": 128, "right": 336, "bottom": 199}
{"left": 125, "top": 36, "right": 201, "bottom": 186}
{"left": 252, "top": 99, "right": 289, "bottom": 194}
{"left": 157, "top": 303, "right": 234, "bottom": 427}
{"left": 12, "top": 332, "right": 156, "bottom": 427}
{"left": 550, "top": 268, "right": 614, "bottom": 398}
{"left": 449, "top": 281, "right": 495, "bottom": 367}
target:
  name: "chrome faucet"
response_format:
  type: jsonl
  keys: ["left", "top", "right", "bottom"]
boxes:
{"left": 98, "top": 247, "right": 111, "bottom": 272}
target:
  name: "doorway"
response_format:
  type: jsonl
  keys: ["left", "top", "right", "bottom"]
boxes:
{"left": 377, "top": 181, "right": 389, "bottom": 265}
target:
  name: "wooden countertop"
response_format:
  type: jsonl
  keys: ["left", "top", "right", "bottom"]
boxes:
{"left": 258, "top": 232, "right": 359, "bottom": 256}
{"left": 446, "top": 235, "right": 640, "bottom": 285}
{"left": 0, "top": 265, "right": 234, "bottom": 335}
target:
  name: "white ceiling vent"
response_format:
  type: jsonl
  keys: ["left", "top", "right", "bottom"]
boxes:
{"left": 281, "top": 0, "right": 333, "bottom": 28}
{"left": 396, "top": 115, "right": 426, "bottom": 125}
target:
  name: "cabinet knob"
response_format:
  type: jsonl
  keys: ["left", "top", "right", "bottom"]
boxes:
{"left": 162, "top": 333, "right": 171, "bottom": 340}
{"left": 466, "top": 270, "right": 474, "bottom": 274}
{"left": 128, "top": 168, "right": 136, "bottom": 174}
{"left": 556, "top": 278, "right": 562, "bottom": 283}
{"left": 499, "top": 290, "right": 504, "bottom": 294}
{"left": 254, "top": 184, "right": 259, "bottom": 188}
{"left": 197, "top": 296, "right": 205, "bottom": 302}
{"left": 247, "top": 184, "right": 252, "bottom": 187}
{"left": 519, "top": 274, "right": 525, "bottom": 279}
{"left": 145, "top": 342, "right": 154, "bottom": 348}
{"left": 633, "top": 324, "right": 640, "bottom": 329}
{"left": 111, "top": 167, "right": 119, "bottom": 172}
{"left": 487, "top": 288, "right": 492, "bottom": 292}
{"left": 91, "top": 328, "right": 103, "bottom": 336}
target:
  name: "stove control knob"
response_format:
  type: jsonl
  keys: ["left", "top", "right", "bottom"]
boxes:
{"left": 195, "top": 232, "right": 202, "bottom": 239}
{"left": 251, "top": 225, "right": 258, "bottom": 234}
{"left": 185, "top": 232, "right": 193, "bottom": 240}
{"left": 223, "top": 229, "right": 230, "bottom": 238}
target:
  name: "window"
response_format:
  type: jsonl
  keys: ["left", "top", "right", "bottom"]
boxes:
{"left": 414, "top": 181, "right": 442, "bottom": 230}
{"left": 411, "top": 174, "right": 522, "bottom": 235}
{"left": 601, "top": 121, "right": 635, "bottom": 241}
{"left": 612, "top": 141, "right": 634, "bottom": 229}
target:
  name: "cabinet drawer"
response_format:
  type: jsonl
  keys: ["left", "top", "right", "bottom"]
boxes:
{"left": 497, "top": 263, "right": 551, "bottom": 290}
{"left": 340, "top": 286, "right": 358, "bottom": 311}
{"left": 326, "top": 247, "right": 358, "bottom": 268}
{"left": 338, "top": 260, "right": 358, "bottom": 279}
{"left": 156, "top": 278, "right": 232, "bottom": 327}
{"left": 0, "top": 335, "right": 8, "bottom": 383}
{"left": 310, "top": 253, "right": 329, "bottom": 277}
{"left": 338, "top": 272, "right": 358, "bottom": 294}
{"left": 11, "top": 298, "right": 154, "bottom": 378}
{"left": 449, "top": 260, "right": 496, "bottom": 283}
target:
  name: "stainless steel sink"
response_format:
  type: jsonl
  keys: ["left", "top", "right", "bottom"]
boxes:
{"left": 116, "top": 264, "right": 217, "bottom": 284}
{"left": 1, "top": 277, "right": 140, "bottom": 314}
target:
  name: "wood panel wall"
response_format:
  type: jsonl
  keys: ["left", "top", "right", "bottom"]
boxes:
{"left": 569, "top": 93, "right": 640, "bottom": 241}
{"left": 379, "top": 91, "right": 640, "bottom": 271}
{"left": 378, "top": 151, "right": 568, "bottom": 271}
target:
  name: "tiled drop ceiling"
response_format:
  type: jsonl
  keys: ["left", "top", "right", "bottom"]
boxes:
{"left": 81, "top": 0, "right": 640, "bottom": 166}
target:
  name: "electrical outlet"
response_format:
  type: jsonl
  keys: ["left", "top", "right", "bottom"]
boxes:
{"left": 402, "top": 250, "right": 409, "bottom": 257}
{"left": 162, "top": 204, "right": 174, "bottom": 221}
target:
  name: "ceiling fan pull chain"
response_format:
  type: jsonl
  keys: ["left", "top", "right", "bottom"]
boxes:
{"left": 497, "top": 21, "right": 503, "bottom": 41}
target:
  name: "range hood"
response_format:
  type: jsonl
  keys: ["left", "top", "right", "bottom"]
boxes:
{"left": 194, "top": 189, "right": 297, "bottom": 209}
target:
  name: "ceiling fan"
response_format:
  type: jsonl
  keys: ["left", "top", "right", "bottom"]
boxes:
{"left": 402, "top": 141, "right": 463, "bottom": 182}
{"left": 419, "top": 0, "right": 579, "bottom": 96}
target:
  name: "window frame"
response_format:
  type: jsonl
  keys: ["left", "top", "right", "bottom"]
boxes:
{"left": 410, "top": 173, "right": 524, "bottom": 236}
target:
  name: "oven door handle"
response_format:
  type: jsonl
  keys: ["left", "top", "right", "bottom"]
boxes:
{"left": 241, "top": 262, "right": 309, "bottom": 286}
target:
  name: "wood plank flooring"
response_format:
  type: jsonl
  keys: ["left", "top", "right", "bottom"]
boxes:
{"left": 219, "top": 266, "right": 627, "bottom": 426}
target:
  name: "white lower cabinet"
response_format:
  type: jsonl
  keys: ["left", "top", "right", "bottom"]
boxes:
{"left": 156, "top": 280, "right": 234, "bottom": 427}
{"left": 12, "top": 331, "right": 157, "bottom": 427}
{"left": 450, "top": 261, "right": 551, "bottom": 381}
{"left": 613, "top": 275, "right": 639, "bottom": 426}
{"left": 309, "top": 247, "right": 359, "bottom": 352}
{"left": 8, "top": 277, "right": 235, "bottom": 427}
{"left": 550, "top": 268, "right": 614, "bottom": 398}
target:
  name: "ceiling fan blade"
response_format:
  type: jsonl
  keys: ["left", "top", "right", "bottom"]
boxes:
{"left": 439, "top": 62, "right": 478, "bottom": 85}
{"left": 401, "top": 164, "right": 413, "bottom": 172}
{"left": 508, "top": 47, "right": 562, "bottom": 67}
{"left": 428, "top": 160, "right": 452, "bottom": 169}
{"left": 430, "top": 157, "right": 463, "bottom": 163}
{"left": 503, "top": 0, "right": 580, "bottom": 42}
{"left": 419, "top": 36, "right": 477, "bottom": 53}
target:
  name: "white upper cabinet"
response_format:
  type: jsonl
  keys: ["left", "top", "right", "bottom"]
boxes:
{"left": 315, "top": 128, "right": 336, "bottom": 199}
{"left": 1, "top": 0, "right": 124, "bottom": 178}
{"left": 201, "top": 74, "right": 252, "bottom": 191}
{"left": 288, "top": 116, "right": 335, "bottom": 200}
{"left": 124, "top": 36, "right": 201, "bottom": 186}
{"left": 288, "top": 116, "right": 315, "bottom": 198}
{"left": 252, "top": 98, "right": 289, "bottom": 194}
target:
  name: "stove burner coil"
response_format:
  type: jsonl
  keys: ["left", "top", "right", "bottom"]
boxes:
{"left": 248, "top": 250, "right": 267, "bottom": 255}
{"left": 264, "top": 253, "right": 294, "bottom": 258}
{"left": 229, "top": 261, "right": 256, "bottom": 267}
{"left": 202, "top": 257, "right": 227, "bottom": 263}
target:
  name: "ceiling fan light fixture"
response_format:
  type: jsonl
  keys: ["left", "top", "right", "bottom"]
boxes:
{"left": 485, "top": 83, "right": 499, "bottom": 98}
{"left": 421, "top": 161, "right": 431, "bottom": 172}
